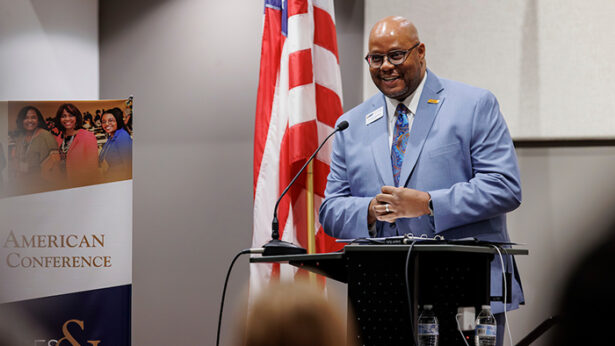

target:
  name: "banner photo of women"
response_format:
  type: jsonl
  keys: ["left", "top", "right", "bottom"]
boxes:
{"left": 1, "top": 99, "right": 133, "bottom": 197}
{"left": 0, "top": 99, "right": 132, "bottom": 345}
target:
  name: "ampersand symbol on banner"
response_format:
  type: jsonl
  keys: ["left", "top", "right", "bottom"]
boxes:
{"left": 56, "top": 319, "right": 101, "bottom": 346}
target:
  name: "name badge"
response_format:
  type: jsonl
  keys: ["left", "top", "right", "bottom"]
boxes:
{"left": 365, "top": 107, "right": 384, "bottom": 125}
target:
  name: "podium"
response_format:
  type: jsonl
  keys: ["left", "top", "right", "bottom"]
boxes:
{"left": 251, "top": 243, "right": 528, "bottom": 346}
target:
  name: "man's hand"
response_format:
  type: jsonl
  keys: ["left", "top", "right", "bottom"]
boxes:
{"left": 368, "top": 197, "right": 386, "bottom": 226}
{"left": 373, "top": 186, "right": 431, "bottom": 223}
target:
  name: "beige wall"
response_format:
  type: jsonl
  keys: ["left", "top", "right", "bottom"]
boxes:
{"left": 100, "top": 1, "right": 259, "bottom": 344}
{"left": 99, "top": 0, "right": 364, "bottom": 344}
{"left": 0, "top": 0, "right": 99, "bottom": 100}
{"left": 507, "top": 146, "right": 615, "bottom": 345}
{"left": 364, "top": 0, "right": 615, "bottom": 140}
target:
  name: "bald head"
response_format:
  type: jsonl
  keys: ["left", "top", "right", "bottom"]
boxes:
{"left": 367, "top": 16, "right": 426, "bottom": 101}
{"left": 369, "top": 16, "right": 419, "bottom": 45}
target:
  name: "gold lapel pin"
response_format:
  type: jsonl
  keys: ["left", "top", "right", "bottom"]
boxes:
{"left": 428, "top": 99, "right": 439, "bottom": 104}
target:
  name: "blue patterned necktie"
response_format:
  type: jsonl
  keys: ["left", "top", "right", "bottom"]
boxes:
{"left": 391, "top": 103, "right": 410, "bottom": 186}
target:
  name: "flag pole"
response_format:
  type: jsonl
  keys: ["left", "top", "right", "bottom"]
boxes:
{"left": 306, "top": 161, "right": 316, "bottom": 282}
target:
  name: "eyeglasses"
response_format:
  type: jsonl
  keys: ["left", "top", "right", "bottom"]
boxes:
{"left": 364, "top": 42, "right": 421, "bottom": 69}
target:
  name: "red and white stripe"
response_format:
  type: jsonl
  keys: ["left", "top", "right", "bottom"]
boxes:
{"left": 252, "top": 0, "right": 344, "bottom": 293}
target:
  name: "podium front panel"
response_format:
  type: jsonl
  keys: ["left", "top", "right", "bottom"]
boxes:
{"left": 346, "top": 248, "right": 492, "bottom": 346}
{"left": 347, "top": 250, "right": 417, "bottom": 346}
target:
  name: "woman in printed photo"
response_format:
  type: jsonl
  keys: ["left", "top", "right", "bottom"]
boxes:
{"left": 99, "top": 107, "right": 132, "bottom": 180}
{"left": 11, "top": 106, "right": 58, "bottom": 182}
{"left": 54, "top": 103, "right": 100, "bottom": 185}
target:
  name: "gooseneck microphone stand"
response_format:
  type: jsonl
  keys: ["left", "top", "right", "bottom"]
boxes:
{"left": 262, "top": 120, "right": 349, "bottom": 256}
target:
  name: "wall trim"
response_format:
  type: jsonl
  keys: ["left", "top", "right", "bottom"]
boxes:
{"left": 514, "top": 138, "right": 615, "bottom": 148}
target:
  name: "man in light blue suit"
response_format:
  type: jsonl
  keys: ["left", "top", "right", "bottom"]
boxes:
{"left": 319, "top": 16, "right": 522, "bottom": 345}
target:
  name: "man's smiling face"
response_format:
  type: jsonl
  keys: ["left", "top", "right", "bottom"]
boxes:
{"left": 367, "top": 17, "right": 425, "bottom": 101}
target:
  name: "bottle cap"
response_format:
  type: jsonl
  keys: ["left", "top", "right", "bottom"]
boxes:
{"left": 481, "top": 305, "right": 491, "bottom": 310}
{"left": 423, "top": 304, "right": 433, "bottom": 310}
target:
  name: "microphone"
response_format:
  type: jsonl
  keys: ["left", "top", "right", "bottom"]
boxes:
{"left": 263, "top": 121, "right": 349, "bottom": 256}
{"left": 337, "top": 120, "right": 349, "bottom": 131}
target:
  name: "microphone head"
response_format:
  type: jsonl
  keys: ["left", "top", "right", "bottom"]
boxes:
{"left": 337, "top": 120, "right": 349, "bottom": 131}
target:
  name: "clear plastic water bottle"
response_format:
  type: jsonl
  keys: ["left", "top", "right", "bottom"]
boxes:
{"left": 474, "top": 305, "right": 497, "bottom": 346}
{"left": 418, "top": 304, "right": 439, "bottom": 346}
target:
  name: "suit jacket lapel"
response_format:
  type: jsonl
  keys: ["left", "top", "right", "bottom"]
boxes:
{"left": 367, "top": 94, "right": 395, "bottom": 187}
{"left": 399, "top": 71, "right": 445, "bottom": 187}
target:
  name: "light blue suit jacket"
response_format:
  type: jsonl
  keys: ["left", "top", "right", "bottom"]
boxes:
{"left": 319, "top": 70, "right": 523, "bottom": 312}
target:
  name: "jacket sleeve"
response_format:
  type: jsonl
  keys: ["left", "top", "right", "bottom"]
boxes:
{"left": 428, "top": 91, "right": 522, "bottom": 233}
{"left": 318, "top": 129, "right": 373, "bottom": 240}
{"left": 118, "top": 131, "right": 133, "bottom": 166}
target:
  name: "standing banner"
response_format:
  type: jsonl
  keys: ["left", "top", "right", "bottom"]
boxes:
{"left": 0, "top": 100, "right": 132, "bottom": 345}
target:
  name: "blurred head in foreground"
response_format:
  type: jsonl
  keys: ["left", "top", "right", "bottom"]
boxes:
{"left": 550, "top": 221, "right": 615, "bottom": 345}
{"left": 237, "top": 281, "right": 355, "bottom": 346}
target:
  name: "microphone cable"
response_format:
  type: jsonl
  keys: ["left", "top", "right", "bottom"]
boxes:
{"left": 455, "top": 312, "right": 471, "bottom": 346}
{"left": 216, "top": 248, "right": 264, "bottom": 346}
{"left": 404, "top": 240, "right": 418, "bottom": 345}
{"left": 491, "top": 244, "right": 514, "bottom": 346}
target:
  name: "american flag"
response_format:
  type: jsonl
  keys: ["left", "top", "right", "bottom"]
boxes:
{"left": 252, "top": 0, "right": 344, "bottom": 291}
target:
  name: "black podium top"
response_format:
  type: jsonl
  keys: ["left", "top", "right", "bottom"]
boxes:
{"left": 250, "top": 244, "right": 528, "bottom": 283}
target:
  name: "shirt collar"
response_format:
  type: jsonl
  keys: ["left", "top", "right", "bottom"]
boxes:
{"left": 385, "top": 70, "right": 428, "bottom": 124}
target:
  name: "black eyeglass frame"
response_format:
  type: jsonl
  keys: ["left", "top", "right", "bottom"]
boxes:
{"left": 364, "top": 42, "right": 421, "bottom": 69}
